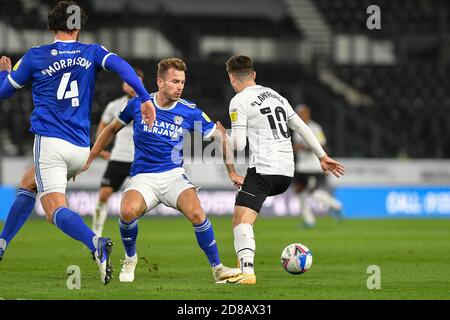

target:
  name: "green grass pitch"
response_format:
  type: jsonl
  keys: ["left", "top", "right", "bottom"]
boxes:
{"left": 0, "top": 216, "right": 449, "bottom": 300}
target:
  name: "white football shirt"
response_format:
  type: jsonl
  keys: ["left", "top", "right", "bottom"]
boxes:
{"left": 293, "top": 120, "right": 326, "bottom": 173}
{"left": 229, "top": 85, "right": 296, "bottom": 177}
{"left": 101, "top": 95, "right": 134, "bottom": 163}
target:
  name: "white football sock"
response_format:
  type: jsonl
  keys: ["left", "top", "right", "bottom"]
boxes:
{"left": 299, "top": 192, "right": 316, "bottom": 226}
{"left": 233, "top": 223, "right": 256, "bottom": 275}
{"left": 312, "top": 189, "right": 342, "bottom": 211}
{"left": 125, "top": 253, "right": 137, "bottom": 259}
{"left": 92, "top": 201, "right": 108, "bottom": 236}
{"left": 0, "top": 239, "right": 6, "bottom": 250}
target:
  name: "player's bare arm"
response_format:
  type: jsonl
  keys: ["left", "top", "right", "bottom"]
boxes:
{"left": 214, "top": 121, "right": 244, "bottom": 187}
{"left": 95, "top": 120, "right": 111, "bottom": 160}
{"left": 81, "top": 119, "right": 125, "bottom": 173}
{"left": 288, "top": 113, "right": 345, "bottom": 178}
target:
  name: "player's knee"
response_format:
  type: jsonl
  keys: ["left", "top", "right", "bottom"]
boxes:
{"left": 231, "top": 215, "right": 240, "bottom": 227}
{"left": 293, "top": 184, "right": 305, "bottom": 193}
{"left": 20, "top": 173, "right": 37, "bottom": 191}
{"left": 120, "top": 204, "right": 139, "bottom": 222}
{"left": 188, "top": 207, "right": 206, "bottom": 225}
{"left": 99, "top": 187, "right": 113, "bottom": 203}
{"left": 232, "top": 208, "right": 256, "bottom": 228}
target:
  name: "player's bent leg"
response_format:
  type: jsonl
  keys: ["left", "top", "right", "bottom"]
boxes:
{"left": 40, "top": 192, "right": 68, "bottom": 222}
{"left": 176, "top": 188, "right": 241, "bottom": 282}
{"left": 120, "top": 190, "right": 147, "bottom": 222}
{"left": 119, "top": 253, "right": 138, "bottom": 283}
{"left": 222, "top": 169, "right": 270, "bottom": 285}
{"left": 119, "top": 190, "right": 147, "bottom": 283}
{"left": 299, "top": 191, "right": 316, "bottom": 228}
{"left": 0, "top": 166, "right": 37, "bottom": 261}
{"left": 311, "top": 189, "right": 343, "bottom": 218}
{"left": 292, "top": 173, "right": 315, "bottom": 227}
{"left": 221, "top": 206, "right": 258, "bottom": 285}
{"left": 99, "top": 186, "right": 114, "bottom": 204}
{"left": 176, "top": 188, "right": 206, "bottom": 225}
{"left": 21, "top": 166, "right": 38, "bottom": 191}
{"left": 92, "top": 186, "right": 114, "bottom": 236}
{"left": 232, "top": 205, "right": 258, "bottom": 228}
{"left": 41, "top": 192, "right": 114, "bottom": 284}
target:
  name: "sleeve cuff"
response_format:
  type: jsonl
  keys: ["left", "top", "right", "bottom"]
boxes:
{"left": 102, "top": 53, "right": 117, "bottom": 70}
{"left": 316, "top": 151, "right": 327, "bottom": 159}
{"left": 116, "top": 116, "right": 128, "bottom": 126}
{"left": 203, "top": 123, "right": 217, "bottom": 139}
{"left": 138, "top": 93, "right": 151, "bottom": 103}
{"left": 7, "top": 74, "right": 24, "bottom": 89}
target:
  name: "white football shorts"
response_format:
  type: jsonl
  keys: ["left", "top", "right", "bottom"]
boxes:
{"left": 33, "top": 135, "right": 90, "bottom": 196}
{"left": 124, "top": 167, "right": 198, "bottom": 213}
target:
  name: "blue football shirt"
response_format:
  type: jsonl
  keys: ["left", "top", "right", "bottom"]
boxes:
{"left": 118, "top": 94, "right": 216, "bottom": 175}
{"left": 7, "top": 40, "right": 114, "bottom": 147}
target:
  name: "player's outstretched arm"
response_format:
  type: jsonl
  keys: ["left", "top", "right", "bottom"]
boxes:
{"left": 104, "top": 55, "right": 156, "bottom": 127}
{"left": 0, "top": 56, "right": 15, "bottom": 99}
{"left": 95, "top": 120, "right": 111, "bottom": 160}
{"left": 319, "top": 155, "right": 345, "bottom": 178}
{"left": 80, "top": 119, "right": 125, "bottom": 174}
{"left": 214, "top": 121, "right": 244, "bottom": 187}
{"left": 288, "top": 114, "right": 345, "bottom": 178}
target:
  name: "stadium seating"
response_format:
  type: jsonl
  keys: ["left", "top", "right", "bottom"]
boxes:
{"left": 316, "top": 0, "right": 442, "bottom": 35}
{"left": 1, "top": 0, "right": 449, "bottom": 158}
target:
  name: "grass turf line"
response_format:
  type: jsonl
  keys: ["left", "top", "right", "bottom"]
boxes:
{"left": 0, "top": 216, "right": 449, "bottom": 299}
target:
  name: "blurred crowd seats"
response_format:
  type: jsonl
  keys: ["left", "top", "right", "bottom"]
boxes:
{"left": 1, "top": 0, "right": 449, "bottom": 158}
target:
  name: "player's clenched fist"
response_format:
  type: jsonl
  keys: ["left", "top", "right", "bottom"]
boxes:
{"left": 141, "top": 100, "right": 156, "bottom": 127}
{"left": 0, "top": 56, "right": 12, "bottom": 73}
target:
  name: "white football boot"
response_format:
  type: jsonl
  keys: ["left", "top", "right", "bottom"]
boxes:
{"left": 212, "top": 263, "right": 242, "bottom": 283}
{"left": 94, "top": 237, "right": 114, "bottom": 284}
{"left": 119, "top": 254, "right": 138, "bottom": 282}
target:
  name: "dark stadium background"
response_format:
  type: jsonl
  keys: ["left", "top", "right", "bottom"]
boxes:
{"left": 1, "top": 0, "right": 449, "bottom": 158}
{"left": 1, "top": 0, "right": 450, "bottom": 219}
{"left": 1, "top": 0, "right": 449, "bottom": 219}
{"left": 1, "top": 0, "right": 450, "bottom": 302}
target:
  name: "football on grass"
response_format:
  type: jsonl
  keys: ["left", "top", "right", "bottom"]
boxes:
{"left": 280, "top": 243, "right": 313, "bottom": 274}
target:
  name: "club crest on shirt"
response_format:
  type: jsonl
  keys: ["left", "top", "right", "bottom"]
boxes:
{"left": 174, "top": 115, "right": 184, "bottom": 125}
{"left": 51, "top": 49, "right": 58, "bottom": 56}
{"left": 230, "top": 111, "right": 238, "bottom": 122}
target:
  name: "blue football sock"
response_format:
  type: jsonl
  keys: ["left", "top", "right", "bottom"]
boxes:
{"left": 0, "top": 188, "right": 36, "bottom": 247}
{"left": 53, "top": 207, "right": 96, "bottom": 252}
{"left": 193, "top": 219, "right": 221, "bottom": 267}
{"left": 119, "top": 218, "right": 138, "bottom": 257}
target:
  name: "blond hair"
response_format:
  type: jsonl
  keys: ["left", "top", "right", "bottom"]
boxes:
{"left": 157, "top": 58, "right": 187, "bottom": 78}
